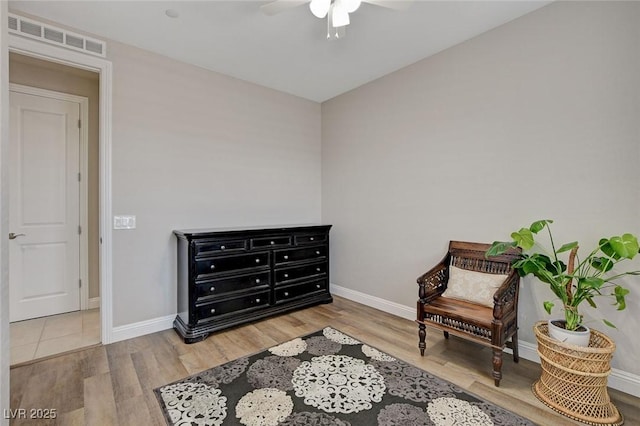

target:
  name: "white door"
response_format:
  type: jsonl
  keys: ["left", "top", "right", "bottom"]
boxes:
{"left": 9, "top": 89, "right": 81, "bottom": 322}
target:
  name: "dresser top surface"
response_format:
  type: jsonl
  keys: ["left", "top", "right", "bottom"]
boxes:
{"left": 174, "top": 224, "right": 331, "bottom": 239}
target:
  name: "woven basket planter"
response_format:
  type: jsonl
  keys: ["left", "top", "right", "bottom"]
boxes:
{"left": 532, "top": 321, "right": 623, "bottom": 426}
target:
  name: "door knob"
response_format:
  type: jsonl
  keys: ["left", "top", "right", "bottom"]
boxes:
{"left": 9, "top": 233, "right": 26, "bottom": 240}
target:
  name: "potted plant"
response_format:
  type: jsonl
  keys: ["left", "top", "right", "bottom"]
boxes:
{"left": 486, "top": 219, "right": 640, "bottom": 346}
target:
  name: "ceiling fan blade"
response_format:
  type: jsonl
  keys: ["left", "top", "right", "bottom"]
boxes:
{"left": 362, "top": 0, "right": 413, "bottom": 11}
{"left": 261, "top": 0, "right": 310, "bottom": 16}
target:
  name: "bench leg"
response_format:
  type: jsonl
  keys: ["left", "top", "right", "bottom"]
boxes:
{"left": 443, "top": 331, "right": 449, "bottom": 339}
{"left": 512, "top": 331, "right": 519, "bottom": 363}
{"left": 492, "top": 348, "right": 503, "bottom": 387}
{"left": 418, "top": 323, "right": 426, "bottom": 356}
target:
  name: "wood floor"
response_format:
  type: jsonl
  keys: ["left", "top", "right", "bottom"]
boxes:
{"left": 9, "top": 296, "right": 640, "bottom": 425}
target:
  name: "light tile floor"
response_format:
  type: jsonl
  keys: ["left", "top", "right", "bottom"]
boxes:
{"left": 10, "top": 309, "right": 101, "bottom": 365}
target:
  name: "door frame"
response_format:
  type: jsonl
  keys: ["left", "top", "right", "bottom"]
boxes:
{"left": 8, "top": 34, "right": 114, "bottom": 343}
{"left": 9, "top": 83, "right": 90, "bottom": 313}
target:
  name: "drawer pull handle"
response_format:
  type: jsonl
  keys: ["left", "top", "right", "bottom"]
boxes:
{"left": 210, "top": 308, "right": 216, "bottom": 314}
{"left": 220, "top": 245, "right": 226, "bottom": 250}
{"left": 210, "top": 286, "right": 215, "bottom": 292}
{"left": 284, "top": 292, "right": 289, "bottom": 297}
{"left": 316, "top": 251, "right": 321, "bottom": 255}
{"left": 210, "top": 264, "right": 215, "bottom": 270}
{"left": 316, "top": 267, "right": 321, "bottom": 272}
{"left": 284, "top": 274, "right": 289, "bottom": 278}
{"left": 270, "top": 241, "right": 275, "bottom": 245}
{"left": 255, "top": 298, "right": 261, "bottom": 303}
{"left": 316, "top": 284, "right": 321, "bottom": 289}
{"left": 310, "top": 237, "right": 314, "bottom": 241}
{"left": 255, "top": 278, "right": 261, "bottom": 284}
{"left": 255, "top": 258, "right": 260, "bottom": 263}
{"left": 284, "top": 255, "right": 289, "bottom": 260}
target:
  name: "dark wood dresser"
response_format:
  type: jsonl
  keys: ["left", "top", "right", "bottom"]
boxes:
{"left": 173, "top": 225, "right": 332, "bottom": 343}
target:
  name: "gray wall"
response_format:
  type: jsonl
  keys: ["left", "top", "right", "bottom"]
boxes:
{"left": 322, "top": 1, "right": 640, "bottom": 374}
{"left": 108, "top": 41, "right": 322, "bottom": 326}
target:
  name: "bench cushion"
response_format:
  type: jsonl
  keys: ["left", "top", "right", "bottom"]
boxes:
{"left": 441, "top": 265, "right": 508, "bottom": 307}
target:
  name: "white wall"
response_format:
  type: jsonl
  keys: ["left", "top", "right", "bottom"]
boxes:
{"left": 322, "top": 1, "right": 640, "bottom": 374}
{"left": 108, "top": 41, "right": 321, "bottom": 326}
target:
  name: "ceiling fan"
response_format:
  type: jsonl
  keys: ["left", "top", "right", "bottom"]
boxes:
{"left": 261, "top": 0, "right": 412, "bottom": 39}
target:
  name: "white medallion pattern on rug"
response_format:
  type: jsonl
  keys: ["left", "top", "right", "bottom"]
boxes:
{"left": 160, "top": 382, "right": 227, "bottom": 425}
{"left": 427, "top": 397, "right": 494, "bottom": 426}
{"left": 362, "top": 344, "right": 396, "bottom": 362}
{"left": 235, "top": 388, "right": 294, "bottom": 426}
{"left": 268, "top": 337, "right": 307, "bottom": 357}
{"left": 292, "top": 354, "right": 386, "bottom": 414}
{"left": 323, "top": 327, "right": 361, "bottom": 345}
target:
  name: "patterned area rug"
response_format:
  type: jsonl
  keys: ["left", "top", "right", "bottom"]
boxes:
{"left": 155, "top": 327, "right": 535, "bottom": 425}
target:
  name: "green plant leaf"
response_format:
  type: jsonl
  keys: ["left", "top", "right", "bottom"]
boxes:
{"left": 543, "top": 301, "right": 554, "bottom": 315}
{"left": 586, "top": 297, "right": 597, "bottom": 308}
{"left": 564, "top": 310, "right": 582, "bottom": 331}
{"left": 513, "top": 255, "right": 560, "bottom": 285}
{"left": 530, "top": 253, "right": 566, "bottom": 275}
{"left": 614, "top": 285, "right": 630, "bottom": 310}
{"left": 530, "top": 219, "right": 552, "bottom": 234}
{"left": 485, "top": 241, "right": 516, "bottom": 258}
{"left": 599, "top": 239, "right": 622, "bottom": 260}
{"left": 513, "top": 257, "right": 540, "bottom": 274}
{"left": 579, "top": 277, "right": 605, "bottom": 289}
{"left": 603, "top": 319, "right": 617, "bottom": 328}
{"left": 590, "top": 256, "right": 614, "bottom": 272}
{"left": 609, "top": 234, "right": 639, "bottom": 259}
{"left": 511, "top": 228, "right": 535, "bottom": 250}
{"left": 556, "top": 241, "right": 578, "bottom": 253}
{"left": 578, "top": 277, "right": 605, "bottom": 290}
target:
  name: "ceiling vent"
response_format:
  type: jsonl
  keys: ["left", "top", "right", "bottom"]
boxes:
{"left": 8, "top": 14, "right": 106, "bottom": 58}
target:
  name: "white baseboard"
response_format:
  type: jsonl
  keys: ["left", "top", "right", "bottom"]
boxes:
{"left": 88, "top": 297, "right": 100, "bottom": 310}
{"left": 110, "top": 314, "right": 175, "bottom": 343}
{"left": 330, "top": 283, "right": 640, "bottom": 398}
{"left": 331, "top": 283, "right": 415, "bottom": 321}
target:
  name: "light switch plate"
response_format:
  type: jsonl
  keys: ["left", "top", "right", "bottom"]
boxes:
{"left": 113, "top": 215, "right": 136, "bottom": 230}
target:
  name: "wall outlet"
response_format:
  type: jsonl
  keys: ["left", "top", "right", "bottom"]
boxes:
{"left": 114, "top": 215, "right": 136, "bottom": 230}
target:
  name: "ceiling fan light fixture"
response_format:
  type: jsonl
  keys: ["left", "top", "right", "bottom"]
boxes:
{"left": 331, "top": 0, "right": 350, "bottom": 27}
{"left": 310, "top": 0, "right": 331, "bottom": 18}
{"left": 343, "top": 0, "right": 361, "bottom": 13}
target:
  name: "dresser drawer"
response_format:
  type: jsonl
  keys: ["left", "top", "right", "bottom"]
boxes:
{"left": 194, "top": 239, "right": 247, "bottom": 257}
{"left": 274, "top": 246, "right": 327, "bottom": 265}
{"left": 275, "top": 262, "right": 326, "bottom": 285}
{"left": 251, "top": 236, "right": 292, "bottom": 249}
{"left": 195, "top": 252, "right": 269, "bottom": 279}
{"left": 196, "top": 291, "right": 270, "bottom": 323}
{"left": 275, "top": 280, "right": 326, "bottom": 303}
{"left": 295, "top": 233, "right": 327, "bottom": 245}
{"left": 196, "top": 271, "right": 270, "bottom": 301}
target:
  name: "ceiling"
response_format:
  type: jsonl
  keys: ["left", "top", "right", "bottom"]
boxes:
{"left": 9, "top": 1, "right": 551, "bottom": 102}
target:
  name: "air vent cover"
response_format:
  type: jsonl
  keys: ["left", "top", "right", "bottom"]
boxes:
{"left": 8, "top": 13, "right": 107, "bottom": 58}
{"left": 8, "top": 15, "right": 18, "bottom": 31}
